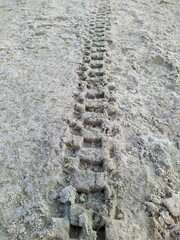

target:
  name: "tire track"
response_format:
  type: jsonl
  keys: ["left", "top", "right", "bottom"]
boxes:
{"left": 49, "top": 1, "right": 120, "bottom": 239}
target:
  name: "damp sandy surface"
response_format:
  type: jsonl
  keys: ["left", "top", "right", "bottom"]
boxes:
{"left": 0, "top": 0, "right": 180, "bottom": 239}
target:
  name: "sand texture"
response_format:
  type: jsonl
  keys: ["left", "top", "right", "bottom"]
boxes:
{"left": 0, "top": 0, "right": 180, "bottom": 239}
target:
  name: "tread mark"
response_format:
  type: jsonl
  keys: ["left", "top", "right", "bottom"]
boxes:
{"left": 90, "top": 63, "right": 103, "bottom": 69}
{"left": 96, "top": 226, "right": 106, "bottom": 240}
{"left": 85, "top": 105, "right": 104, "bottom": 113}
{"left": 83, "top": 138, "right": 102, "bottom": 148}
{"left": 49, "top": 1, "right": 120, "bottom": 239}
{"left": 80, "top": 159, "right": 104, "bottom": 172}
{"left": 86, "top": 92, "right": 105, "bottom": 99}
{"left": 83, "top": 118, "right": 102, "bottom": 128}
{"left": 69, "top": 225, "right": 82, "bottom": 239}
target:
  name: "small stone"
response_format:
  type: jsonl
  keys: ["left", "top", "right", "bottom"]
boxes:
{"left": 116, "top": 213, "right": 123, "bottom": 220}
{"left": 142, "top": 204, "right": 147, "bottom": 210}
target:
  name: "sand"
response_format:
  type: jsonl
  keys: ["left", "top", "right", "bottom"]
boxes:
{"left": 0, "top": 0, "right": 180, "bottom": 239}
